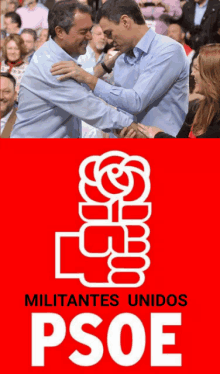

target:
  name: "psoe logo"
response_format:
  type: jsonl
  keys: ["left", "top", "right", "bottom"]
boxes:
{"left": 55, "top": 151, "right": 151, "bottom": 288}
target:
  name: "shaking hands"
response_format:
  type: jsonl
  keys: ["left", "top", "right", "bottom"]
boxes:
{"left": 116, "top": 123, "right": 163, "bottom": 138}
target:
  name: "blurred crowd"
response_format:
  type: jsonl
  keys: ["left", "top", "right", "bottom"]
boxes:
{"left": 1, "top": 0, "right": 220, "bottom": 137}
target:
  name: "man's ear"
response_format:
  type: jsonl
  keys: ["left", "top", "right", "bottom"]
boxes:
{"left": 14, "top": 91, "right": 17, "bottom": 102}
{"left": 55, "top": 26, "right": 65, "bottom": 40}
{"left": 120, "top": 15, "right": 132, "bottom": 29}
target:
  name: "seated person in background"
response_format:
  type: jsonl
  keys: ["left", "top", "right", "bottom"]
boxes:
{"left": 1, "top": 34, "right": 29, "bottom": 93}
{"left": 4, "top": 11, "right": 22, "bottom": 35}
{"left": 167, "top": 22, "right": 194, "bottom": 63}
{"left": 78, "top": 24, "right": 108, "bottom": 73}
{"left": 179, "top": 0, "right": 220, "bottom": 51}
{"left": 78, "top": 23, "right": 114, "bottom": 138}
{"left": 35, "top": 28, "right": 49, "bottom": 50}
{"left": 16, "top": 0, "right": 49, "bottom": 29}
{"left": 122, "top": 44, "right": 220, "bottom": 138}
{"left": 188, "top": 51, "right": 204, "bottom": 103}
{"left": 7, "top": 1, "right": 19, "bottom": 12}
{"left": 21, "top": 28, "right": 37, "bottom": 62}
{"left": 136, "top": 0, "right": 182, "bottom": 35}
{"left": 0, "top": 72, "right": 17, "bottom": 138}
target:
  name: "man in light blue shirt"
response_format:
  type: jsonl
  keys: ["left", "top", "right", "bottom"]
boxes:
{"left": 11, "top": 1, "right": 135, "bottom": 138}
{"left": 52, "top": 0, "right": 189, "bottom": 137}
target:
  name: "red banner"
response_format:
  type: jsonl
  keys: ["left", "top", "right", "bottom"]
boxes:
{"left": 1, "top": 139, "right": 219, "bottom": 372}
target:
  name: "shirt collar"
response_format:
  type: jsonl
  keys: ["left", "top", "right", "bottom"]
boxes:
{"left": 86, "top": 44, "right": 95, "bottom": 58}
{"left": 87, "top": 44, "right": 105, "bottom": 62}
{"left": 48, "top": 37, "right": 80, "bottom": 64}
{"left": 1, "top": 107, "right": 13, "bottom": 125}
{"left": 125, "top": 28, "right": 156, "bottom": 65}
{"left": 195, "top": 0, "right": 208, "bottom": 8}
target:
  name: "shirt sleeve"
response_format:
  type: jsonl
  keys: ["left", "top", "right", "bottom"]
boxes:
{"left": 29, "top": 65, "right": 133, "bottom": 132}
{"left": 94, "top": 43, "right": 188, "bottom": 115}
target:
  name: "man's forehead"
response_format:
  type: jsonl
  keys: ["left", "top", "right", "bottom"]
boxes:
{"left": 22, "top": 33, "right": 33, "bottom": 40}
{"left": 0, "top": 77, "right": 14, "bottom": 90}
{"left": 99, "top": 17, "right": 116, "bottom": 31}
{"left": 169, "top": 24, "right": 180, "bottom": 31}
{"left": 73, "top": 10, "right": 93, "bottom": 29}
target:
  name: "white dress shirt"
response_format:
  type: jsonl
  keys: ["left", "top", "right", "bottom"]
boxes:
{"left": 1, "top": 108, "right": 13, "bottom": 134}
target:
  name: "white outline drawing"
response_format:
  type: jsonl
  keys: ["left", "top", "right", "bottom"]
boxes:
{"left": 55, "top": 151, "right": 152, "bottom": 288}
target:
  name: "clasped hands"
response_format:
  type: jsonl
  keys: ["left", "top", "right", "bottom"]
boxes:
{"left": 115, "top": 123, "right": 162, "bottom": 138}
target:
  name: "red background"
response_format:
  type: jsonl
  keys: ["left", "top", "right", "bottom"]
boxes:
{"left": 1, "top": 140, "right": 219, "bottom": 372}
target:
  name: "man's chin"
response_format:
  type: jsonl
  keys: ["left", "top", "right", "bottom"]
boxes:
{"left": 79, "top": 45, "right": 87, "bottom": 55}
{"left": 0, "top": 103, "right": 7, "bottom": 112}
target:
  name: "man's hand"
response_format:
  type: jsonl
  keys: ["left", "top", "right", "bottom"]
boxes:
{"left": 137, "top": 123, "right": 163, "bottom": 138}
{"left": 103, "top": 48, "right": 121, "bottom": 70}
{"left": 116, "top": 123, "right": 148, "bottom": 138}
{"left": 51, "top": 61, "right": 98, "bottom": 90}
{"left": 51, "top": 61, "right": 86, "bottom": 82}
{"left": 117, "top": 123, "right": 163, "bottom": 138}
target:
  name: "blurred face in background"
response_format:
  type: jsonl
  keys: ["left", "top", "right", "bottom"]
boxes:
{"left": 7, "top": 1, "right": 18, "bottom": 12}
{"left": 90, "top": 25, "right": 107, "bottom": 51}
{"left": 191, "top": 57, "right": 204, "bottom": 94}
{"left": 0, "top": 77, "right": 16, "bottom": 118}
{"left": 4, "top": 17, "right": 18, "bottom": 34}
{"left": 21, "top": 33, "right": 35, "bottom": 54}
{"left": 6, "top": 40, "right": 21, "bottom": 62}
{"left": 167, "top": 24, "right": 185, "bottom": 45}
{"left": 39, "top": 29, "right": 49, "bottom": 44}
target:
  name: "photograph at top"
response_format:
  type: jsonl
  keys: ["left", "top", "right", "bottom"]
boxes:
{"left": 0, "top": 0, "right": 220, "bottom": 138}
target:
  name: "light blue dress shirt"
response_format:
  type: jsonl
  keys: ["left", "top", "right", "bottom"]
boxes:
{"left": 194, "top": 0, "right": 208, "bottom": 26}
{"left": 94, "top": 29, "right": 189, "bottom": 137}
{"left": 11, "top": 38, "right": 133, "bottom": 138}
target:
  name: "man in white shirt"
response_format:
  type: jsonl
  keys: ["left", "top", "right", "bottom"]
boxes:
{"left": 16, "top": 0, "right": 49, "bottom": 30}
{"left": 78, "top": 23, "right": 110, "bottom": 138}
{"left": 0, "top": 73, "right": 17, "bottom": 137}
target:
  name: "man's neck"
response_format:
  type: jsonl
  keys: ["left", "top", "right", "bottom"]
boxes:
{"left": 13, "top": 27, "right": 20, "bottom": 34}
{"left": 27, "top": 49, "right": 35, "bottom": 57}
{"left": 197, "top": 0, "right": 207, "bottom": 7}
{"left": 1, "top": 106, "right": 13, "bottom": 120}
{"left": 89, "top": 44, "right": 103, "bottom": 62}
{"left": 131, "top": 24, "right": 149, "bottom": 49}
{"left": 28, "top": 1, "right": 37, "bottom": 10}
{"left": 53, "top": 37, "right": 79, "bottom": 59}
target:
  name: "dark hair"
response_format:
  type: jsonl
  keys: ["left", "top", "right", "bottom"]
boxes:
{"left": 168, "top": 22, "right": 186, "bottom": 34}
{"left": 0, "top": 72, "right": 16, "bottom": 88}
{"left": 21, "top": 28, "right": 37, "bottom": 42}
{"left": 5, "top": 12, "right": 22, "bottom": 29}
{"left": 96, "top": 0, "right": 145, "bottom": 25}
{"left": 48, "top": 0, "right": 92, "bottom": 39}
